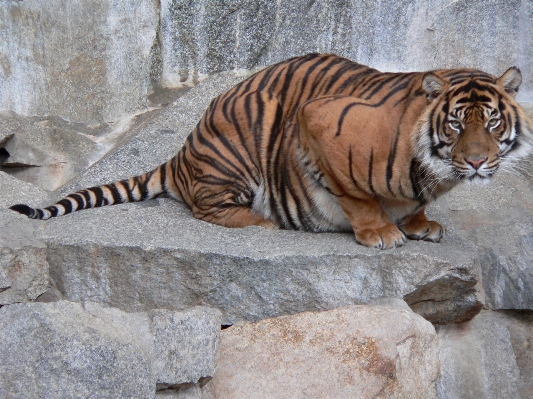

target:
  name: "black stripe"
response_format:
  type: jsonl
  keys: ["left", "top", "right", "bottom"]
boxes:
{"left": 159, "top": 164, "right": 167, "bottom": 193}
{"left": 368, "top": 149, "right": 375, "bottom": 194}
{"left": 57, "top": 199, "right": 73, "bottom": 214}
{"left": 118, "top": 181, "right": 134, "bottom": 202}
{"left": 138, "top": 173, "right": 151, "bottom": 201}
{"left": 348, "top": 146, "right": 362, "bottom": 191}
{"left": 335, "top": 102, "right": 358, "bottom": 137}
{"left": 80, "top": 190, "right": 92, "bottom": 208}
{"left": 386, "top": 128, "right": 400, "bottom": 195}
{"left": 106, "top": 184, "right": 122, "bottom": 204}
{"left": 337, "top": 69, "right": 376, "bottom": 93}
{"left": 409, "top": 160, "right": 425, "bottom": 204}
{"left": 362, "top": 74, "right": 400, "bottom": 100}
{"left": 45, "top": 206, "right": 59, "bottom": 217}
{"left": 92, "top": 186, "right": 105, "bottom": 207}
{"left": 309, "top": 57, "right": 349, "bottom": 97}
{"left": 69, "top": 194, "right": 85, "bottom": 211}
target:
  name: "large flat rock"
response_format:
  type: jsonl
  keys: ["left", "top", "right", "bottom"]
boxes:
{"left": 40, "top": 197, "right": 481, "bottom": 325}
{"left": 207, "top": 303, "right": 439, "bottom": 399}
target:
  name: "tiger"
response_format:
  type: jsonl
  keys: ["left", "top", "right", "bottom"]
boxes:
{"left": 9, "top": 53, "right": 533, "bottom": 249}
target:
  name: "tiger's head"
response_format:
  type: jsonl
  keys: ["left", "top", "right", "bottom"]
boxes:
{"left": 414, "top": 67, "right": 533, "bottom": 185}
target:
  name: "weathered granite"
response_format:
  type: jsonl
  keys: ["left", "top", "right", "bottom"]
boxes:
{"left": 442, "top": 172, "right": 533, "bottom": 310}
{"left": 159, "top": 0, "right": 533, "bottom": 102}
{"left": 0, "top": 301, "right": 221, "bottom": 398}
{"left": 0, "top": 0, "right": 159, "bottom": 124}
{"left": 209, "top": 304, "right": 439, "bottom": 399}
{"left": 436, "top": 310, "right": 533, "bottom": 399}
{"left": 0, "top": 301, "right": 154, "bottom": 399}
{"left": 150, "top": 307, "right": 221, "bottom": 390}
{"left": 40, "top": 197, "right": 481, "bottom": 325}
{"left": 0, "top": 170, "right": 51, "bottom": 209}
{"left": 0, "top": 207, "right": 49, "bottom": 305}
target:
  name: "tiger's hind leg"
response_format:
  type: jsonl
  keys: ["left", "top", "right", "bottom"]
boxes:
{"left": 182, "top": 90, "right": 284, "bottom": 230}
{"left": 399, "top": 209, "right": 444, "bottom": 242}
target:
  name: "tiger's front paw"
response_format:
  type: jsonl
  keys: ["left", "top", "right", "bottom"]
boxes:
{"left": 355, "top": 225, "right": 407, "bottom": 250}
{"left": 400, "top": 220, "right": 444, "bottom": 242}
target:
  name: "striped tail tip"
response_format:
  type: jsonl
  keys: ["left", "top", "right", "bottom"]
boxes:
{"left": 9, "top": 204, "right": 39, "bottom": 219}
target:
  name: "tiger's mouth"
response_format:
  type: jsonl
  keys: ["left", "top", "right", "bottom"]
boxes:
{"left": 453, "top": 164, "right": 498, "bottom": 182}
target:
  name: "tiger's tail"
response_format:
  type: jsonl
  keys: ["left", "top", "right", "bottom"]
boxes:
{"left": 9, "top": 162, "right": 171, "bottom": 220}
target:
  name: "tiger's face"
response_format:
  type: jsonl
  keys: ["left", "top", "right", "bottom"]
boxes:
{"left": 415, "top": 67, "right": 533, "bottom": 185}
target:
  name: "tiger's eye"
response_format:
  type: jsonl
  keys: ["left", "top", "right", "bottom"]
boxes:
{"left": 449, "top": 120, "right": 462, "bottom": 130}
{"left": 487, "top": 118, "right": 501, "bottom": 128}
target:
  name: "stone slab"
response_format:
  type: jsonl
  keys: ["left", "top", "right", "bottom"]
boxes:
{"left": 0, "top": 301, "right": 154, "bottom": 399}
{"left": 150, "top": 307, "right": 221, "bottom": 389}
{"left": 208, "top": 304, "right": 439, "bottom": 399}
{"left": 41, "top": 197, "right": 481, "bottom": 325}
{"left": 0, "top": 208, "right": 49, "bottom": 305}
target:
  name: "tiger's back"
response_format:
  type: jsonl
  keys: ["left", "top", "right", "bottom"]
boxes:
{"left": 10, "top": 53, "right": 533, "bottom": 249}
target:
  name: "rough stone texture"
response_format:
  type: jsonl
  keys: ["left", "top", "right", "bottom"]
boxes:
{"left": 156, "top": 384, "right": 207, "bottom": 399}
{"left": 0, "top": 170, "right": 51, "bottom": 209}
{"left": 0, "top": 207, "right": 49, "bottom": 305}
{"left": 159, "top": 0, "right": 533, "bottom": 102}
{"left": 40, "top": 197, "right": 481, "bottom": 325}
{"left": 497, "top": 310, "right": 533, "bottom": 398}
{"left": 441, "top": 172, "right": 533, "bottom": 311}
{"left": 58, "top": 72, "right": 248, "bottom": 197}
{"left": 0, "top": 301, "right": 154, "bottom": 399}
{"left": 0, "top": 301, "right": 221, "bottom": 398}
{"left": 209, "top": 304, "right": 439, "bottom": 399}
{"left": 0, "top": 0, "right": 158, "bottom": 124}
{"left": 150, "top": 307, "right": 221, "bottom": 389}
{"left": 0, "top": 111, "right": 99, "bottom": 190}
{"left": 436, "top": 310, "right": 533, "bottom": 399}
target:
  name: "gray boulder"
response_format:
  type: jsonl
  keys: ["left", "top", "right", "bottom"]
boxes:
{"left": 0, "top": 301, "right": 221, "bottom": 399}
{"left": 436, "top": 310, "right": 533, "bottom": 399}
{"left": 441, "top": 173, "right": 533, "bottom": 310}
{"left": 0, "top": 170, "right": 53, "bottom": 306}
{"left": 0, "top": 301, "right": 154, "bottom": 399}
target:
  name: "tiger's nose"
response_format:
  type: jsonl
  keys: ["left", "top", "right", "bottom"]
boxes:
{"left": 465, "top": 157, "right": 487, "bottom": 170}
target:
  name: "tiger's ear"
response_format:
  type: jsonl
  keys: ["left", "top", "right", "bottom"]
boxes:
{"left": 497, "top": 67, "right": 522, "bottom": 98}
{"left": 422, "top": 73, "right": 445, "bottom": 102}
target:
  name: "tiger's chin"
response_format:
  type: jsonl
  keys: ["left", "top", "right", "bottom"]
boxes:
{"left": 465, "top": 175, "right": 492, "bottom": 186}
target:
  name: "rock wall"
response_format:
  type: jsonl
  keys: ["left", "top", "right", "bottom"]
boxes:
{"left": 1, "top": 0, "right": 532, "bottom": 126}
{"left": 1, "top": 1, "right": 533, "bottom": 398}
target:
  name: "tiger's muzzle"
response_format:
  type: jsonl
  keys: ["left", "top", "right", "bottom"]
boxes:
{"left": 451, "top": 122, "right": 500, "bottom": 180}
